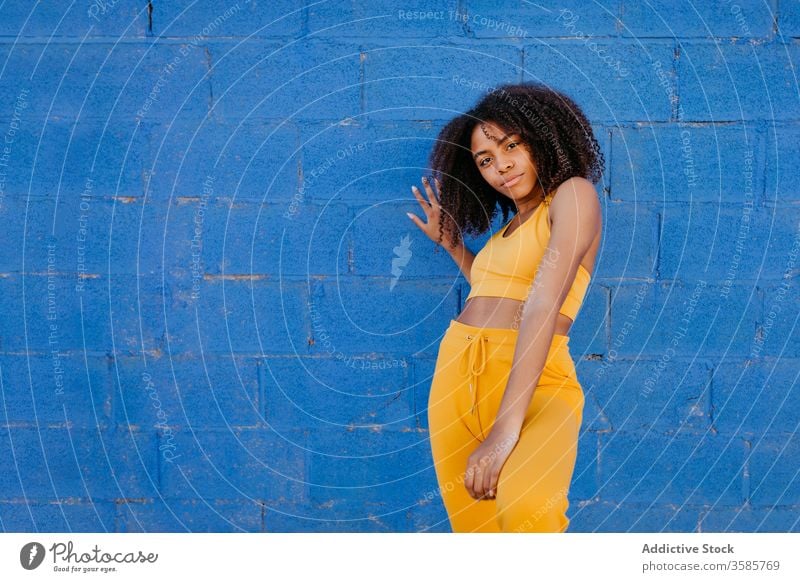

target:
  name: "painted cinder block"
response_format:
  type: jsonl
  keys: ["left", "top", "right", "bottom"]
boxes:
{"left": 619, "top": 0, "right": 774, "bottom": 38}
{"left": 523, "top": 41, "right": 676, "bottom": 122}
{"left": 207, "top": 40, "right": 361, "bottom": 122}
{"left": 0, "top": 352, "right": 113, "bottom": 428}
{"left": 677, "top": 42, "right": 800, "bottom": 121}
{"left": 363, "top": 40, "right": 521, "bottom": 121}
{"left": 157, "top": 428, "right": 306, "bottom": 501}
{"left": 609, "top": 282, "right": 761, "bottom": 357}
{"left": 597, "top": 431, "right": 747, "bottom": 505}
{"left": 260, "top": 354, "right": 414, "bottom": 432}
{"left": 611, "top": 124, "right": 762, "bottom": 203}
{"left": 764, "top": 125, "right": 800, "bottom": 202}
{"left": 712, "top": 359, "right": 800, "bottom": 436}
{"left": 112, "top": 354, "right": 262, "bottom": 429}
{"left": 0, "top": 428, "right": 158, "bottom": 500}
{"left": 0, "top": 501, "right": 118, "bottom": 533}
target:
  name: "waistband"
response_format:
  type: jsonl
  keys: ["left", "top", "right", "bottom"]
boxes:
{"left": 447, "top": 318, "right": 570, "bottom": 347}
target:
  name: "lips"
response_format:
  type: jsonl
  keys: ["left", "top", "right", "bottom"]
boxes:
{"left": 501, "top": 172, "right": 524, "bottom": 187}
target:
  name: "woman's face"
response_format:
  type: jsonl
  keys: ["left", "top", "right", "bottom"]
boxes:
{"left": 470, "top": 120, "right": 538, "bottom": 201}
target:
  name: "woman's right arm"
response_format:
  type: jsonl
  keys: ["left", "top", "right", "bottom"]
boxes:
{"left": 444, "top": 241, "right": 474, "bottom": 286}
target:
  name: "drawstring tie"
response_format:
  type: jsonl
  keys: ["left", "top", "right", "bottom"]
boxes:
{"left": 459, "top": 331, "right": 489, "bottom": 416}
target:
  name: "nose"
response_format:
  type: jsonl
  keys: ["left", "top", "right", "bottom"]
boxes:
{"left": 495, "top": 155, "right": 513, "bottom": 173}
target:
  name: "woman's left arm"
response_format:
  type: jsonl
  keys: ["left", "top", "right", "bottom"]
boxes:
{"left": 463, "top": 177, "right": 602, "bottom": 500}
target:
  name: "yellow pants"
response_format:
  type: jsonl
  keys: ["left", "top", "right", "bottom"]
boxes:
{"left": 427, "top": 318, "right": 585, "bottom": 533}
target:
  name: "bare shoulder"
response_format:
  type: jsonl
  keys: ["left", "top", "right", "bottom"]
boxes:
{"left": 550, "top": 177, "right": 601, "bottom": 217}
{"left": 549, "top": 177, "right": 602, "bottom": 240}
{"left": 551, "top": 176, "right": 599, "bottom": 203}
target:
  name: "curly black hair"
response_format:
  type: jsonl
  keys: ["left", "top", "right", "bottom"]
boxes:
{"left": 428, "top": 82, "right": 605, "bottom": 249}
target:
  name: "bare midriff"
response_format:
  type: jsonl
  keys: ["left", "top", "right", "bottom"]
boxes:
{"left": 454, "top": 296, "right": 575, "bottom": 335}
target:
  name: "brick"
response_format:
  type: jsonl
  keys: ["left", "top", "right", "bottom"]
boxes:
{"left": 158, "top": 428, "right": 306, "bottom": 501}
{"left": 113, "top": 354, "right": 262, "bottom": 428}
{"left": 352, "top": 203, "right": 463, "bottom": 277}
{"left": 307, "top": 279, "right": 460, "bottom": 353}
{"left": 149, "top": 0, "right": 302, "bottom": 39}
{"left": 0, "top": 117, "right": 144, "bottom": 200}
{"left": 182, "top": 201, "right": 351, "bottom": 276}
{"left": 0, "top": 501, "right": 118, "bottom": 532}
{"left": 118, "top": 498, "right": 263, "bottom": 532}
{"left": 0, "top": 275, "right": 165, "bottom": 354}
{"left": 620, "top": 0, "right": 774, "bottom": 38}
{"left": 570, "top": 500, "right": 703, "bottom": 532}
{"left": 524, "top": 41, "right": 676, "bottom": 122}
{"left": 0, "top": 196, "right": 157, "bottom": 276}
{"left": 601, "top": 203, "right": 659, "bottom": 278}
{"left": 568, "top": 283, "right": 609, "bottom": 355}
{"left": 309, "top": 0, "right": 463, "bottom": 38}
{"left": 661, "top": 206, "right": 798, "bottom": 281}
{"left": 0, "top": 0, "right": 148, "bottom": 37}
{"left": 207, "top": 40, "right": 361, "bottom": 122}
{"left": 409, "top": 501, "right": 451, "bottom": 532}
{"left": 142, "top": 120, "right": 299, "bottom": 201}
{"left": 0, "top": 44, "right": 211, "bottom": 122}
{"left": 260, "top": 355, "right": 413, "bottom": 432}
{"left": 677, "top": 42, "right": 800, "bottom": 121}
{"left": 579, "top": 385, "right": 613, "bottom": 432}
{"left": 758, "top": 284, "right": 799, "bottom": 357}
{"left": 364, "top": 40, "right": 521, "bottom": 121}
{"left": 163, "top": 276, "right": 309, "bottom": 355}
{"left": 588, "top": 359, "right": 712, "bottom": 432}
{"left": 571, "top": 431, "right": 600, "bottom": 501}
{"left": 264, "top": 501, "right": 413, "bottom": 532}
{"left": 748, "top": 434, "right": 800, "bottom": 506}
{"left": 413, "top": 357, "right": 436, "bottom": 430}
{"left": 699, "top": 506, "right": 800, "bottom": 532}
{"left": 298, "top": 119, "right": 442, "bottom": 203}
{"left": 465, "top": 1, "right": 620, "bottom": 38}
{"left": 0, "top": 353, "right": 112, "bottom": 427}
{"left": 712, "top": 360, "right": 800, "bottom": 435}
{"left": 778, "top": 1, "right": 800, "bottom": 37}
{"left": 611, "top": 124, "right": 762, "bottom": 202}
{"left": 764, "top": 125, "right": 800, "bottom": 201}
{"left": 0, "top": 428, "right": 158, "bottom": 500}
{"left": 598, "top": 432, "right": 747, "bottom": 505}
{"left": 305, "top": 428, "right": 430, "bottom": 511}
{"left": 609, "top": 282, "right": 760, "bottom": 357}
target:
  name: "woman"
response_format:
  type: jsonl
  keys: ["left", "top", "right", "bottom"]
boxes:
{"left": 406, "top": 82, "right": 604, "bottom": 533}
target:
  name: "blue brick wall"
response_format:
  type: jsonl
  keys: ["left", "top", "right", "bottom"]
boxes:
{"left": 0, "top": 0, "right": 797, "bottom": 533}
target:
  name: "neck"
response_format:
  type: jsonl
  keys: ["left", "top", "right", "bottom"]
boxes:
{"left": 513, "top": 184, "right": 546, "bottom": 216}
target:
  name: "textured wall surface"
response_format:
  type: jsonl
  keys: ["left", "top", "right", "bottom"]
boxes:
{"left": 0, "top": 0, "right": 798, "bottom": 533}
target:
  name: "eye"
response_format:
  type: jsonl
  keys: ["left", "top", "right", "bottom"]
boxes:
{"left": 507, "top": 141, "right": 519, "bottom": 150}
{"left": 479, "top": 157, "right": 491, "bottom": 168}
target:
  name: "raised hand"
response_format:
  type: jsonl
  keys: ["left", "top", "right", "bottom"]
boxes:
{"left": 406, "top": 176, "right": 456, "bottom": 249}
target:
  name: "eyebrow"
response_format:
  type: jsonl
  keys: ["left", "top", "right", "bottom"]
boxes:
{"left": 472, "top": 133, "right": 515, "bottom": 160}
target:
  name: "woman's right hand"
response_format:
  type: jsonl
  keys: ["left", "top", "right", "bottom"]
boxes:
{"left": 406, "top": 176, "right": 457, "bottom": 249}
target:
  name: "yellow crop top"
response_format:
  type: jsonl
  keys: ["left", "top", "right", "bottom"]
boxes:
{"left": 465, "top": 193, "right": 592, "bottom": 321}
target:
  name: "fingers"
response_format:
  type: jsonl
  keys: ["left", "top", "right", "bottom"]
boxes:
{"left": 406, "top": 211, "right": 424, "bottom": 230}
{"left": 483, "top": 468, "right": 496, "bottom": 500}
{"left": 422, "top": 175, "right": 440, "bottom": 205}
{"left": 465, "top": 456, "right": 500, "bottom": 500}
{"left": 410, "top": 184, "right": 431, "bottom": 215}
{"left": 464, "top": 465, "right": 474, "bottom": 498}
{"left": 466, "top": 459, "right": 486, "bottom": 499}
